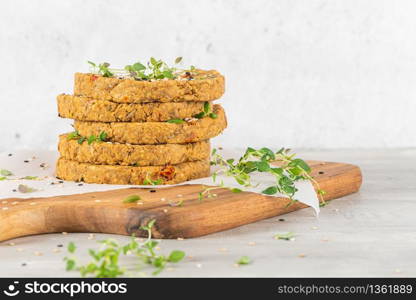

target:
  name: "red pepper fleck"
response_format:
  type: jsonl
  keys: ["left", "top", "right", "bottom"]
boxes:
{"left": 159, "top": 166, "right": 175, "bottom": 180}
{"left": 91, "top": 75, "right": 98, "bottom": 81}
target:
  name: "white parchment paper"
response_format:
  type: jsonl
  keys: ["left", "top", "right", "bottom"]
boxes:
{"left": 0, "top": 150, "right": 319, "bottom": 214}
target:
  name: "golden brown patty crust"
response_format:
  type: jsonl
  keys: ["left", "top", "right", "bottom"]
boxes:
{"left": 57, "top": 94, "right": 209, "bottom": 122}
{"left": 58, "top": 134, "right": 210, "bottom": 166}
{"left": 73, "top": 104, "right": 227, "bottom": 145}
{"left": 56, "top": 158, "right": 210, "bottom": 185}
{"left": 73, "top": 70, "right": 224, "bottom": 103}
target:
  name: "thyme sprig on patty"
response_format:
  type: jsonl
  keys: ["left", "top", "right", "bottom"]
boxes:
{"left": 88, "top": 57, "right": 196, "bottom": 81}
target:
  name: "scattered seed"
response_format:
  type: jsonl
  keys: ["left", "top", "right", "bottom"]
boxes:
{"left": 78, "top": 183, "right": 83, "bottom": 186}
{"left": 21, "top": 263, "right": 27, "bottom": 266}
{"left": 298, "top": 254, "right": 306, "bottom": 258}
{"left": 57, "top": 244, "right": 63, "bottom": 248}
{"left": 278, "top": 218, "right": 285, "bottom": 222}
{"left": 24, "top": 160, "right": 29, "bottom": 163}
{"left": 8, "top": 242, "right": 15, "bottom": 246}
{"left": 33, "top": 251, "right": 43, "bottom": 256}
{"left": 248, "top": 242, "right": 256, "bottom": 246}
{"left": 8, "top": 153, "right": 12, "bottom": 157}
{"left": 150, "top": 189, "right": 156, "bottom": 193}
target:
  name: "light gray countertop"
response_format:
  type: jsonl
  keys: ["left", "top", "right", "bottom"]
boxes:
{"left": 1, "top": 149, "right": 415, "bottom": 277}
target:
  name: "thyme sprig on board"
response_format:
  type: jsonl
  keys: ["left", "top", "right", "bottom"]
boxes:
{"left": 208, "top": 147, "right": 326, "bottom": 204}
{"left": 88, "top": 57, "right": 195, "bottom": 81}
{"left": 64, "top": 220, "right": 185, "bottom": 277}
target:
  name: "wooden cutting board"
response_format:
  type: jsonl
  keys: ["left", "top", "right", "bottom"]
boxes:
{"left": 0, "top": 161, "right": 362, "bottom": 242}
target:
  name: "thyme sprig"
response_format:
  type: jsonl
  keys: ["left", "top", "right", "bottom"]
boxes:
{"left": 67, "top": 131, "right": 107, "bottom": 145}
{"left": 64, "top": 220, "right": 185, "bottom": 277}
{"left": 88, "top": 57, "right": 195, "bottom": 81}
{"left": 208, "top": 147, "right": 325, "bottom": 204}
{"left": 193, "top": 102, "right": 217, "bottom": 119}
{"left": 166, "top": 102, "right": 217, "bottom": 124}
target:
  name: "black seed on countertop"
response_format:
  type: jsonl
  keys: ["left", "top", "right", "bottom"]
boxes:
{"left": 150, "top": 189, "right": 156, "bottom": 193}
{"left": 278, "top": 218, "right": 285, "bottom": 222}
{"left": 24, "top": 160, "right": 29, "bottom": 163}
{"left": 58, "top": 180, "right": 64, "bottom": 184}
{"left": 50, "top": 182, "right": 55, "bottom": 185}
{"left": 57, "top": 244, "right": 63, "bottom": 248}
{"left": 21, "top": 263, "right": 27, "bottom": 267}
{"left": 78, "top": 183, "right": 83, "bottom": 186}
{"left": 8, "top": 153, "right": 12, "bottom": 157}
{"left": 12, "top": 189, "right": 16, "bottom": 192}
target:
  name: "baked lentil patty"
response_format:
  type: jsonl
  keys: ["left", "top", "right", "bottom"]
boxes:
{"left": 57, "top": 94, "right": 210, "bottom": 122}
{"left": 74, "top": 70, "right": 224, "bottom": 103}
{"left": 56, "top": 158, "right": 210, "bottom": 185}
{"left": 74, "top": 104, "right": 227, "bottom": 145}
{"left": 58, "top": 134, "right": 210, "bottom": 166}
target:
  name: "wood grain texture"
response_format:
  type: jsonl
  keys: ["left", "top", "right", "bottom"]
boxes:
{"left": 0, "top": 161, "right": 362, "bottom": 242}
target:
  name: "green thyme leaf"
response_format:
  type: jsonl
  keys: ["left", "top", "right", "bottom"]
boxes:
{"left": 18, "top": 184, "right": 37, "bottom": 193}
{"left": 274, "top": 232, "right": 295, "bottom": 241}
{"left": 98, "top": 131, "right": 107, "bottom": 142}
{"left": 203, "top": 102, "right": 210, "bottom": 113}
{"left": 262, "top": 186, "right": 278, "bottom": 195}
{"left": 168, "top": 250, "right": 185, "bottom": 263}
{"left": 68, "top": 242, "right": 77, "bottom": 253}
{"left": 87, "top": 135, "right": 96, "bottom": 145}
{"left": 77, "top": 137, "right": 86, "bottom": 144}
{"left": 174, "top": 57, "right": 183, "bottom": 64}
{"left": 208, "top": 113, "right": 217, "bottom": 119}
{"left": 236, "top": 256, "right": 251, "bottom": 265}
{"left": 0, "top": 177, "right": 6, "bottom": 181}
{"left": 133, "top": 62, "right": 146, "bottom": 71}
{"left": 123, "top": 195, "right": 141, "bottom": 203}
{"left": 0, "top": 169, "right": 13, "bottom": 176}
{"left": 67, "top": 131, "right": 80, "bottom": 140}
{"left": 21, "top": 176, "right": 38, "bottom": 180}
{"left": 193, "top": 112, "right": 205, "bottom": 119}
{"left": 166, "top": 119, "right": 185, "bottom": 124}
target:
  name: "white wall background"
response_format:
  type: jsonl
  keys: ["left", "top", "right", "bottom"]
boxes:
{"left": 0, "top": 0, "right": 415, "bottom": 151}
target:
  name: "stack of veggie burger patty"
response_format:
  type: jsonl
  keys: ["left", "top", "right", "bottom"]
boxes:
{"left": 56, "top": 59, "right": 226, "bottom": 185}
